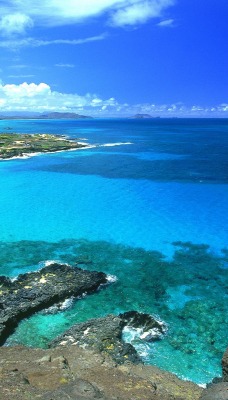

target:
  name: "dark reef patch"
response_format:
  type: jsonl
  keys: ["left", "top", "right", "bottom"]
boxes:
{"left": 33, "top": 152, "right": 228, "bottom": 184}
{"left": 0, "top": 238, "right": 227, "bottom": 382}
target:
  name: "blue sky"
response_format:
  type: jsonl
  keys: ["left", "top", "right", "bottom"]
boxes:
{"left": 0, "top": 0, "right": 227, "bottom": 117}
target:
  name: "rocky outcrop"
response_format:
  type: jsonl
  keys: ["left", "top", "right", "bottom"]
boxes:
{"left": 199, "top": 348, "right": 228, "bottom": 400}
{"left": 49, "top": 311, "right": 167, "bottom": 364}
{"left": 120, "top": 310, "right": 167, "bottom": 340}
{"left": 0, "top": 345, "right": 203, "bottom": 400}
{"left": 50, "top": 313, "right": 140, "bottom": 364}
{"left": 199, "top": 382, "right": 228, "bottom": 400}
{"left": 222, "top": 347, "right": 228, "bottom": 381}
{"left": 0, "top": 263, "right": 108, "bottom": 345}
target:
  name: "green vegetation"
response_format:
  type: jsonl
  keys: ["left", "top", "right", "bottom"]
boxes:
{"left": 0, "top": 133, "right": 87, "bottom": 159}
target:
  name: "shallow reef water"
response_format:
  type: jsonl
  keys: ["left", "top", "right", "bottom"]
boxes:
{"left": 0, "top": 118, "right": 227, "bottom": 385}
{"left": 1, "top": 238, "right": 227, "bottom": 384}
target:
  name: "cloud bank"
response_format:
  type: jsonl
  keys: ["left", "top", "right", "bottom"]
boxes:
{"left": 0, "top": 0, "right": 175, "bottom": 36}
{"left": 0, "top": 82, "right": 227, "bottom": 117}
{"left": 0, "top": 82, "right": 118, "bottom": 113}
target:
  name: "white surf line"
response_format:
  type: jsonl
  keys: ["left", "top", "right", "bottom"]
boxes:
{"left": 0, "top": 142, "right": 133, "bottom": 161}
{"left": 99, "top": 142, "right": 133, "bottom": 147}
{"left": 0, "top": 145, "right": 94, "bottom": 161}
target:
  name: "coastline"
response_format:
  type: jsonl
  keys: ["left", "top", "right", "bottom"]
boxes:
{"left": 0, "top": 139, "right": 133, "bottom": 161}
{"left": 0, "top": 132, "right": 90, "bottom": 160}
{"left": 0, "top": 145, "right": 96, "bottom": 161}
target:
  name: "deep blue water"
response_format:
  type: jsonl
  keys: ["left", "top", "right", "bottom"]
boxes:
{"left": 0, "top": 118, "right": 227, "bottom": 384}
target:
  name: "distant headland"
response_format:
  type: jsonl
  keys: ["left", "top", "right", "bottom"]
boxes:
{"left": 38, "top": 112, "right": 92, "bottom": 119}
{"left": 0, "top": 132, "right": 89, "bottom": 160}
{"left": 0, "top": 112, "right": 92, "bottom": 120}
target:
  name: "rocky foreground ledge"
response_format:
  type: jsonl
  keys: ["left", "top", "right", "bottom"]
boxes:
{"left": 0, "top": 263, "right": 108, "bottom": 345}
{"left": 0, "top": 308, "right": 203, "bottom": 400}
{"left": 0, "top": 329, "right": 227, "bottom": 400}
{"left": 49, "top": 314, "right": 228, "bottom": 399}
{"left": 0, "top": 264, "right": 227, "bottom": 399}
{"left": 0, "top": 344, "right": 204, "bottom": 400}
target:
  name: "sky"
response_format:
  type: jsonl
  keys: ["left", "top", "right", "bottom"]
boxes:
{"left": 0, "top": 0, "right": 227, "bottom": 117}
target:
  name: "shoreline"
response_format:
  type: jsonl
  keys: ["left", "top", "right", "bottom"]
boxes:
{"left": 0, "top": 144, "right": 96, "bottom": 161}
{"left": 0, "top": 140, "right": 133, "bottom": 161}
{"left": 0, "top": 132, "right": 89, "bottom": 160}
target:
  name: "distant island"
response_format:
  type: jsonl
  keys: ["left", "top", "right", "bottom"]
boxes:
{"left": 129, "top": 114, "right": 160, "bottom": 119}
{"left": 38, "top": 112, "right": 92, "bottom": 119}
{"left": 0, "top": 112, "right": 92, "bottom": 120}
{"left": 0, "top": 132, "right": 88, "bottom": 159}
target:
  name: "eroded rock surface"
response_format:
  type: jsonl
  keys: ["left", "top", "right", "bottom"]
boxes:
{"left": 121, "top": 310, "right": 167, "bottom": 340}
{"left": 199, "top": 382, "right": 228, "bottom": 400}
{"left": 0, "top": 263, "right": 107, "bottom": 344}
{"left": 0, "top": 345, "right": 203, "bottom": 400}
{"left": 198, "top": 348, "right": 228, "bottom": 400}
{"left": 222, "top": 347, "right": 228, "bottom": 382}
{"left": 49, "top": 311, "right": 167, "bottom": 364}
{"left": 50, "top": 313, "right": 140, "bottom": 364}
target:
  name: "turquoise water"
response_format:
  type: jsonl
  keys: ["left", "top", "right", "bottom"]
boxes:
{"left": 0, "top": 118, "right": 227, "bottom": 384}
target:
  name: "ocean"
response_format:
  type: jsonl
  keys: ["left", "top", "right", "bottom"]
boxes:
{"left": 0, "top": 118, "right": 227, "bottom": 385}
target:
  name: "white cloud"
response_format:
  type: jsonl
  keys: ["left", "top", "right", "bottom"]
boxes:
{"left": 2, "top": 0, "right": 125, "bottom": 24}
{"left": 0, "top": 0, "right": 175, "bottom": 30}
{"left": 0, "top": 82, "right": 226, "bottom": 117}
{"left": 218, "top": 104, "right": 228, "bottom": 112}
{"left": 157, "top": 18, "right": 174, "bottom": 27}
{"left": 55, "top": 64, "right": 75, "bottom": 68}
{"left": 1, "top": 82, "right": 50, "bottom": 98}
{"left": 91, "top": 98, "right": 103, "bottom": 104}
{"left": 0, "top": 13, "right": 33, "bottom": 36}
{"left": 34, "top": 34, "right": 107, "bottom": 46}
{"left": 0, "top": 82, "right": 118, "bottom": 113}
{"left": 8, "top": 75, "right": 35, "bottom": 78}
{"left": 0, "top": 34, "right": 107, "bottom": 49}
{"left": 191, "top": 106, "right": 204, "bottom": 112}
{"left": 110, "top": 0, "right": 175, "bottom": 27}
